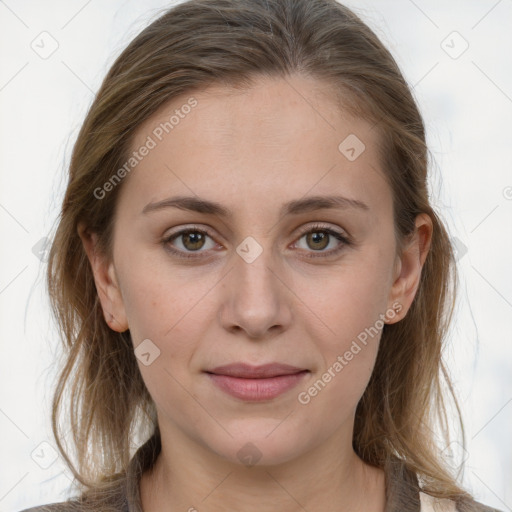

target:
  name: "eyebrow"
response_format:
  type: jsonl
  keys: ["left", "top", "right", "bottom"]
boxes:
{"left": 142, "top": 194, "right": 370, "bottom": 217}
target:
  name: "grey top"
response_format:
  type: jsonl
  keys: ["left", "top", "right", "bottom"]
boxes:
{"left": 18, "top": 432, "right": 502, "bottom": 512}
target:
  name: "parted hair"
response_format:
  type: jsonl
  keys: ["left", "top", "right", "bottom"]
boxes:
{"left": 45, "top": 0, "right": 485, "bottom": 509}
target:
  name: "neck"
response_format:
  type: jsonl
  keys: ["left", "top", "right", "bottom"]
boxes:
{"left": 140, "top": 421, "right": 386, "bottom": 512}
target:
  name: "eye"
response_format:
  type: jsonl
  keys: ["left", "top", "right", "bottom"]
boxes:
{"left": 162, "top": 226, "right": 218, "bottom": 259}
{"left": 293, "top": 223, "right": 351, "bottom": 258}
{"left": 162, "top": 223, "right": 352, "bottom": 260}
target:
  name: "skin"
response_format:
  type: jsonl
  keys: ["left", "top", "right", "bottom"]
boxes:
{"left": 79, "top": 73, "right": 432, "bottom": 512}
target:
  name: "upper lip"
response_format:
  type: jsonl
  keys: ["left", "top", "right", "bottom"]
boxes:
{"left": 206, "top": 363, "right": 307, "bottom": 379}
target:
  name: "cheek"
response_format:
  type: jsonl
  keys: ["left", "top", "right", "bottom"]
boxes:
{"left": 117, "top": 250, "right": 215, "bottom": 339}
{"left": 298, "top": 257, "right": 391, "bottom": 404}
{"left": 118, "top": 263, "right": 214, "bottom": 415}
{"left": 307, "top": 258, "right": 392, "bottom": 343}
{"left": 297, "top": 290, "right": 383, "bottom": 417}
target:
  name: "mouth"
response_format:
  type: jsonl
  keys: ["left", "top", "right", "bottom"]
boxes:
{"left": 204, "top": 363, "right": 309, "bottom": 401}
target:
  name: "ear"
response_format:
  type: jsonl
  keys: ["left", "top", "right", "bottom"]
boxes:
{"left": 78, "top": 222, "right": 129, "bottom": 333}
{"left": 385, "top": 213, "right": 433, "bottom": 324}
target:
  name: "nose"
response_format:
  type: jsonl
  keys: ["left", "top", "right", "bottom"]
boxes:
{"left": 218, "top": 241, "right": 293, "bottom": 340}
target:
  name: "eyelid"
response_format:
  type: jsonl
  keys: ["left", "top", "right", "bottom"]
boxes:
{"left": 163, "top": 224, "right": 214, "bottom": 240}
{"left": 294, "top": 222, "right": 349, "bottom": 239}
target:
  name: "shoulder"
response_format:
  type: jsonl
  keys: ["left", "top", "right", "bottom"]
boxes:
{"left": 17, "top": 495, "right": 127, "bottom": 512}
{"left": 17, "top": 501, "right": 84, "bottom": 512}
{"left": 17, "top": 432, "right": 160, "bottom": 512}
{"left": 420, "top": 492, "right": 458, "bottom": 511}
{"left": 420, "top": 491, "right": 504, "bottom": 512}
{"left": 17, "top": 501, "right": 127, "bottom": 512}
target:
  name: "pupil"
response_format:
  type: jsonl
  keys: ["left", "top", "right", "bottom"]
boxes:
{"left": 185, "top": 232, "right": 204, "bottom": 250}
{"left": 309, "top": 231, "right": 328, "bottom": 250}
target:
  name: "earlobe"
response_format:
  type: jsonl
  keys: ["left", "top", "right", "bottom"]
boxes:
{"left": 103, "top": 263, "right": 130, "bottom": 333}
{"left": 385, "top": 214, "right": 433, "bottom": 324}
{"left": 78, "top": 223, "right": 129, "bottom": 333}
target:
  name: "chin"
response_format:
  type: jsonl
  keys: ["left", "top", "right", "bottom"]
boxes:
{"left": 204, "top": 421, "right": 312, "bottom": 468}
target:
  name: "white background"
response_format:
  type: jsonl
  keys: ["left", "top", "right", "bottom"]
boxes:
{"left": 0, "top": 1, "right": 511, "bottom": 511}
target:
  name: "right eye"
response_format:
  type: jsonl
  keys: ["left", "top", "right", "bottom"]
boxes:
{"left": 162, "top": 226, "right": 219, "bottom": 259}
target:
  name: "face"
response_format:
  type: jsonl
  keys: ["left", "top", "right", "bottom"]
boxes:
{"left": 83, "top": 73, "right": 427, "bottom": 467}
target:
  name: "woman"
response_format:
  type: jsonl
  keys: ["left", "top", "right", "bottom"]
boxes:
{"left": 20, "top": 0, "right": 502, "bottom": 510}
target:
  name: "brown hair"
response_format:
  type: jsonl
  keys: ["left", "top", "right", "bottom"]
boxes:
{"left": 46, "top": 0, "right": 479, "bottom": 508}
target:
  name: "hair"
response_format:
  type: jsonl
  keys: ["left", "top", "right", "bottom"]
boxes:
{"left": 46, "top": 0, "right": 480, "bottom": 509}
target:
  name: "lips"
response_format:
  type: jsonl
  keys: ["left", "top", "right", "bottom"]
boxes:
{"left": 205, "top": 363, "right": 309, "bottom": 401}
{"left": 206, "top": 363, "right": 307, "bottom": 378}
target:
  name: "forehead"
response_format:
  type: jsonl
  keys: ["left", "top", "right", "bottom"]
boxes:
{"left": 119, "top": 74, "right": 389, "bottom": 221}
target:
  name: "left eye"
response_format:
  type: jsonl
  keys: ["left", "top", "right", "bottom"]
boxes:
{"left": 293, "top": 226, "right": 350, "bottom": 257}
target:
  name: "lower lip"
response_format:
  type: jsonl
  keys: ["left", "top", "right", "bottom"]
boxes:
{"left": 207, "top": 371, "right": 309, "bottom": 401}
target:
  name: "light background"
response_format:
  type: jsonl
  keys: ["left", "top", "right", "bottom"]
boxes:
{"left": 0, "top": 0, "right": 511, "bottom": 510}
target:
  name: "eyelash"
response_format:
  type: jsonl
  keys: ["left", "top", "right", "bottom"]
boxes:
{"left": 162, "top": 223, "right": 352, "bottom": 260}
